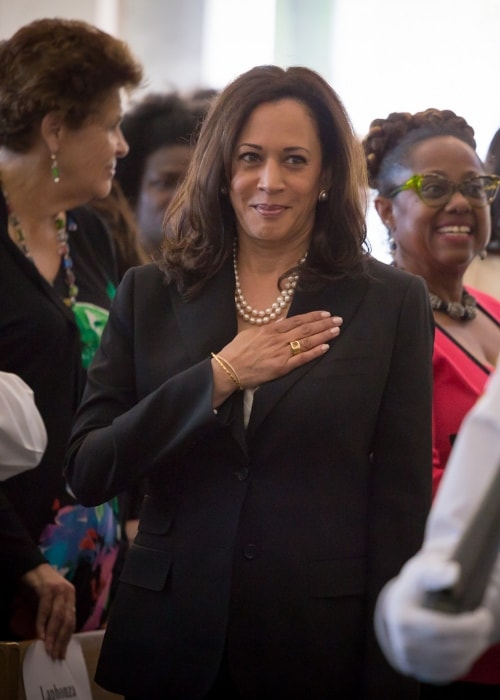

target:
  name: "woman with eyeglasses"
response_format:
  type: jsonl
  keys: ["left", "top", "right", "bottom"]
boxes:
{"left": 363, "top": 109, "right": 500, "bottom": 697}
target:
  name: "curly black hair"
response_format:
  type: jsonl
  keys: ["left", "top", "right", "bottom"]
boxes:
{"left": 362, "top": 108, "right": 476, "bottom": 195}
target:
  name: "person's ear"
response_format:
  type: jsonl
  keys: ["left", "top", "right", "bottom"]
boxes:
{"left": 374, "top": 195, "right": 395, "bottom": 232}
{"left": 40, "top": 111, "right": 64, "bottom": 153}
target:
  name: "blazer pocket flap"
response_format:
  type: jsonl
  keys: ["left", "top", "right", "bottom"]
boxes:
{"left": 308, "top": 557, "right": 367, "bottom": 598}
{"left": 119, "top": 543, "right": 172, "bottom": 591}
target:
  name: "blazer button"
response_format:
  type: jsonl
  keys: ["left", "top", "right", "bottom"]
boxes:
{"left": 243, "top": 543, "right": 257, "bottom": 559}
{"left": 234, "top": 467, "right": 249, "bottom": 481}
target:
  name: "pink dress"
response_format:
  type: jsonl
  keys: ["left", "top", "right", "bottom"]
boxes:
{"left": 432, "top": 286, "right": 500, "bottom": 685}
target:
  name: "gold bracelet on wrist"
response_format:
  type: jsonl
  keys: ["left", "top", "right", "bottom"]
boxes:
{"left": 211, "top": 352, "right": 243, "bottom": 391}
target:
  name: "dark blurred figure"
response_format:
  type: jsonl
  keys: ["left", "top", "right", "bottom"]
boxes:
{"left": 464, "top": 128, "right": 500, "bottom": 298}
{"left": 115, "top": 92, "right": 201, "bottom": 257}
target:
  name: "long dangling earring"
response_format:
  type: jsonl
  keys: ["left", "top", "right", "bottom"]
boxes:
{"left": 388, "top": 235, "right": 397, "bottom": 257}
{"left": 51, "top": 153, "right": 60, "bottom": 184}
{"left": 318, "top": 189, "right": 328, "bottom": 202}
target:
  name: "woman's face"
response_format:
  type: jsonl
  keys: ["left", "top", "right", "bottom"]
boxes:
{"left": 57, "top": 88, "right": 128, "bottom": 204}
{"left": 229, "top": 98, "right": 325, "bottom": 251}
{"left": 135, "top": 143, "right": 193, "bottom": 253}
{"left": 376, "top": 136, "right": 491, "bottom": 282}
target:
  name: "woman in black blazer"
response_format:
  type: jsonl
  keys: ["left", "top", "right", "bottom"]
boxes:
{"left": 65, "top": 65, "right": 434, "bottom": 699}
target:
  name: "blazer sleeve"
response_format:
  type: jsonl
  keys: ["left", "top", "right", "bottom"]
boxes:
{"left": 65, "top": 268, "right": 221, "bottom": 505}
{"left": 0, "top": 485, "right": 47, "bottom": 582}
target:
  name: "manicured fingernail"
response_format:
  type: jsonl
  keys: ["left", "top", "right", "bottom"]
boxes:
{"left": 320, "top": 311, "right": 331, "bottom": 317}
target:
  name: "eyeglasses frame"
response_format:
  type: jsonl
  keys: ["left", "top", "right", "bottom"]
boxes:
{"left": 388, "top": 173, "right": 500, "bottom": 208}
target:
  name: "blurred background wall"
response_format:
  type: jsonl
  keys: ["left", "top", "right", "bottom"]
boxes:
{"left": 1, "top": 0, "right": 499, "bottom": 260}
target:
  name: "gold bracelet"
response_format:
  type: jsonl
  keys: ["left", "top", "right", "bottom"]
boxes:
{"left": 211, "top": 352, "right": 243, "bottom": 391}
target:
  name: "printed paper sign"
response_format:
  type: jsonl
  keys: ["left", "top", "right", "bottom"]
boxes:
{"left": 22, "top": 638, "right": 92, "bottom": 700}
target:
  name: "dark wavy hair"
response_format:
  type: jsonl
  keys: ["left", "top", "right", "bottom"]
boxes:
{"left": 0, "top": 18, "right": 143, "bottom": 152}
{"left": 115, "top": 93, "right": 201, "bottom": 209}
{"left": 159, "top": 65, "right": 369, "bottom": 300}
{"left": 362, "top": 108, "right": 477, "bottom": 196}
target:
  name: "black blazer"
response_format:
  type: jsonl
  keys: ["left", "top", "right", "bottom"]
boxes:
{"left": 66, "top": 256, "right": 434, "bottom": 699}
{"left": 0, "top": 194, "right": 118, "bottom": 541}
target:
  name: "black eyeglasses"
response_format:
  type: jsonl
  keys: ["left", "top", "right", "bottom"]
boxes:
{"left": 388, "top": 173, "right": 500, "bottom": 208}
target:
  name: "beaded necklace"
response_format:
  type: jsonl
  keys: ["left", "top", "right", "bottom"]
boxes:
{"left": 428, "top": 289, "right": 477, "bottom": 321}
{"left": 233, "top": 240, "right": 307, "bottom": 325}
{"left": 3, "top": 194, "right": 78, "bottom": 308}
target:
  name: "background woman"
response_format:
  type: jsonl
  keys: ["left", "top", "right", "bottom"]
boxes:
{"left": 115, "top": 92, "right": 202, "bottom": 258}
{"left": 66, "top": 65, "right": 433, "bottom": 699}
{"left": 0, "top": 17, "right": 142, "bottom": 644}
{"left": 364, "top": 108, "right": 500, "bottom": 697}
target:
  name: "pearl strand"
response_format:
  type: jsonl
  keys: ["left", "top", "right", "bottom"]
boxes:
{"left": 233, "top": 242, "right": 306, "bottom": 325}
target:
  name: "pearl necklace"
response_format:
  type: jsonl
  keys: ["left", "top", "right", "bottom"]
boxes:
{"left": 233, "top": 242, "right": 306, "bottom": 325}
{"left": 429, "top": 289, "right": 477, "bottom": 321}
{"left": 4, "top": 192, "right": 79, "bottom": 307}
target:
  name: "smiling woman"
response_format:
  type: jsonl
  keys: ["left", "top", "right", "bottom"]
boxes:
{"left": 363, "top": 108, "right": 500, "bottom": 698}
{"left": 64, "top": 65, "right": 434, "bottom": 699}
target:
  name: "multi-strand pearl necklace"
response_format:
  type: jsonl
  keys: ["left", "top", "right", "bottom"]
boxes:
{"left": 429, "top": 289, "right": 477, "bottom": 321}
{"left": 4, "top": 192, "right": 78, "bottom": 307}
{"left": 233, "top": 242, "right": 307, "bottom": 325}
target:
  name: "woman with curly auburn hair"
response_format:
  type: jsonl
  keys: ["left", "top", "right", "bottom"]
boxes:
{"left": 66, "top": 65, "right": 433, "bottom": 698}
{"left": 0, "top": 17, "right": 142, "bottom": 657}
{"left": 363, "top": 108, "right": 500, "bottom": 697}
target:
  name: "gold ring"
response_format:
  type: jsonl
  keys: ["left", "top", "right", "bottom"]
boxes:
{"left": 289, "top": 340, "right": 303, "bottom": 356}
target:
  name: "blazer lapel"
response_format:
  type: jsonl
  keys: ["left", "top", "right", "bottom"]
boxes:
{"left": 246, "top": 272, "right": 370, "bottom": 437}
{"left": 169, "top": 257, "right": 237, "bottom": 364}
{"left": 169, "top": 261, "right": 372, "bottom": 447}
{"left": 169, "top": 258, "right": 248, "bottom": 453}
